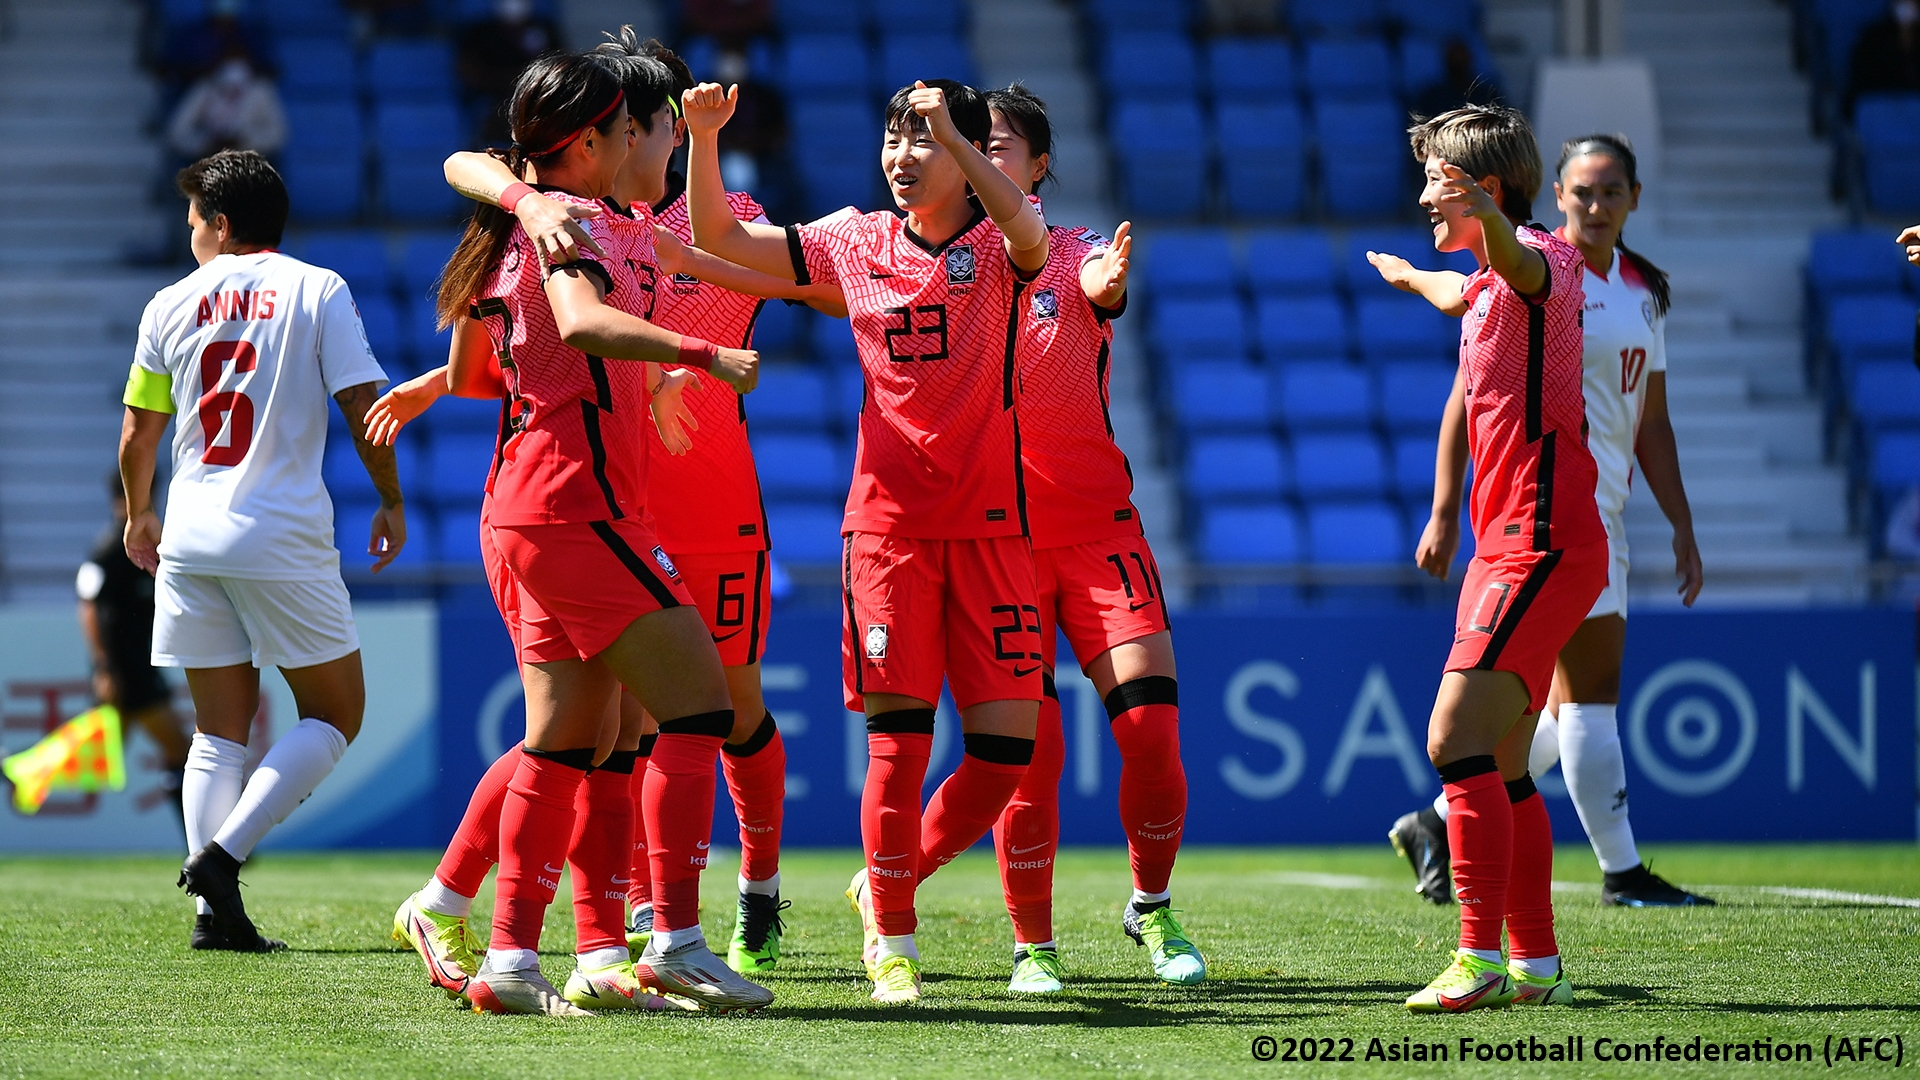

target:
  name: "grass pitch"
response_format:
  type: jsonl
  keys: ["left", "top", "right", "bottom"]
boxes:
{"left": 0, "top": 844, "right": 1915, "bottom": 1079}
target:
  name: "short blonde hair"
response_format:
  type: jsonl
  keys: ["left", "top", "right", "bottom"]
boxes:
{"left": 1408, "top": 104, "right": 1541, "bottom": 223}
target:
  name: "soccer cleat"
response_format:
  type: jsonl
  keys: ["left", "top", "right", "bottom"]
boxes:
{"left": 1007, "top": 947, "right": 1065, "bottom": 994}
{"left": 869, "top": 954, "right": 922, "bottom": 1004}
{"left": 625, "top": 903, "right": 654, "bottom": 961}
{"left": 846, "top": 867, "right": 880, "bottom": 978}
{"left": 179, "top": 843, "right": 278, "bottom": 949}
{"left": 467, "top": 966, "right": 592, "bottom": 1016}
{"left": 562, "top": 959, "right": 696, "bottom": 1012}
{"left": 1389, "top": 807, "right": 1454, "bottom": 904}
{"left": 391, "top": 893, "right": 480, "bottom": 997}
{"left": 1122, "top": 903, "right": 1207, "bottom": 985}
{"left": 1508, "top": 963, "right": 1575, "bottom": 1005}
{"left": 190, "top": 912, "right": 286, "bottom": 953}
{"left": 727, "top": 891, "right": 790, "bottom": 974}
{"left": 1602, "top": 864, "right": 1715, "bottom": 907}
{"left": 632, "top": 936, "right": 775, "bottom": 1013}
{"left": 1406, "top": 950, "right": 1516, "bottom": 1013}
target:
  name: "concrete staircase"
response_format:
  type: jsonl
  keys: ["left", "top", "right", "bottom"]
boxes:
{"left": 1621, "top": 0, "right": 1867, "bottom": 605}
{"left": 0, "top": 0, "right": 173, "bottom": 601}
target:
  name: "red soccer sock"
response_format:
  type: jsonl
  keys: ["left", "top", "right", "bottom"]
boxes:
{"left": 1440, "top": 756, "right": 1512, "bottom": 954}
{"left": 722, "top": 713, "right": 786, "bottom": 885}
{"left": 861, "top": 713, "right": 934, "bottom": 937}
{"left": 491, "top": 748, "right": 589, "bottom": 953}
{"left": 566, "top": 754, "right": 636, "bottom": 955}
{"left": 1505, "top": 778, "right": 1557, "bottom": 960}
{"left": 994, "top": 693, "right": 1064, "bottom": 945}
{"left": 1107, "top": 678, "right": 1187, "bottom": 895}
{"left": 626, "top": 734, "right": 655, "bottom": 911}
{"left": 921, "top": 734, "right": 1033, "bottom": 877}
{"left": 641, "top": 712, "right": 731, "bottom": 933}
{"left": 433, "top": 744, "right": 520, "bottom": 898}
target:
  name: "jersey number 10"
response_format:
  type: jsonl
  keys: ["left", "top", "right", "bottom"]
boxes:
{"left": 198, "top": 340, "right": 257, "bottom": 466}
{"left": 1618, "top": 347, "right": 1647, "bottom": 395}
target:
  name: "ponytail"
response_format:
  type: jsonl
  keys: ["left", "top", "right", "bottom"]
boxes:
{"left": 1615, "top": 237, "right": 1670, "bottom": 319}
{"left": 1556, "top": 131, "right": 1669, "bottom": 317}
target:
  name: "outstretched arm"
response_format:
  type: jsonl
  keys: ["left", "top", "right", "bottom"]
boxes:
{"left": 334, "top": 381, "right": 406, "bottom": 573}
{"left": 1367, "top": 252, "right": 1468, "bottom": 316}
{"left": 682, "top": 84, "right": 803, "bottom": 278}
{"left": 1634, "top": 371, "right": 1703, "bottom": 606}
{"left": 117, "top": 406, "right": 171, "bottom": 574}
{"left": 445, "top": 150, "right": 606, "bottom": 264}
{"left": 652, "top": 225, "right": 844, "bottom": 307}
{"left": 909, "top": 82, "right": 1048, "bottom": 273}
{"left": 545, "top": 268, "right": 760, "bottom": 392}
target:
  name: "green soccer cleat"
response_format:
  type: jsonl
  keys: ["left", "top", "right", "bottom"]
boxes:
{"left": 1508, "top": 963, "right": 1575, "bottom": 1005}
{"left": 1406, "top": 950, "right": 1516, "bottom": 1013}
{"left": 869, "top": 954, "right": 922, "bottom": 1004}
{"left": 392, "top": 893, "right": 482, "bottom": 999}
{"left": 1121, "top": 904, "right": 1207, "bottom": 985}
{"left": 727, "top": 890, "right": 791, "bottom": 974}
{"left": 1007, "top": 947, "right": 1065, "bottom": 994}
{"left": 562, "top": 958, "right": 697, "bottom": 1012}
{"left": 625, "top": 903, "right": 653, "bottom": 963}
{"left": 846, "top": 867, "right": 880, "bottom": 979}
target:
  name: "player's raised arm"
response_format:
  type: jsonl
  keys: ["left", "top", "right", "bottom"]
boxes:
{"left": 1414, "top": 364, "right": 1469, "bottom": 580}
{"left": 1367, "top": 251, "right": 1468, "bottom": 316}
{"left": 682, "top": 83, "right": 800, "bottom": 278}
{"left": 651, "top": 224, "right": 843, "bottom": 307}
{"left": 545, "top": 266, "right": 760, "bottom": 392}
{"left": 1438, "top": 160, "right": 1546, "bottom": 296}
{"left": 444, "top": 149, "right": 606, "bottom": 264}
{"left": 333, "top": 381, "right": 406, "bottom": 573}
{"left": 910, "top": 81, "right": 1048, "bottom": 274}
{"left": 1080, "top": 221, "right": 1131, "bottom": 309}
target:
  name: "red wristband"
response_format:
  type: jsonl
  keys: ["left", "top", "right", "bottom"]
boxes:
{"left": 499, "top": 182, "right": 535, "bottom": 212}
{"left": 676, "top": 337, "right": 719, "bottom": 371}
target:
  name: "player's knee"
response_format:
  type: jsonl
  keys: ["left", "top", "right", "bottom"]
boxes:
{"left": 1106, "top": 676, "right": 1179, "bottom": 761}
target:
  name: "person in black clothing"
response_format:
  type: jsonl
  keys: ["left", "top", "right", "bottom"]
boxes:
{"left": 1847, "top": 0, "right": 1920, "bottom": 116}
{"left": 1409, "top": 38, "right": 1503, "bottom": 122}
{"left": 77, "top": 473, "right": 190, "bottom": 796}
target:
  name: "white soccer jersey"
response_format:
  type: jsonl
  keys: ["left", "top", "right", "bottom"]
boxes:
{"left": 130, "top": 251, "right": 387, "bottom": 579}
{"left": 1577, "top": 250, "right": 1667, "bottom": 520}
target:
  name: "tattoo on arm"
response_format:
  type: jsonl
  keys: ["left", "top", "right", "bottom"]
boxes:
{"left": 335, "top": 382, "right": 403, "bottom": 508}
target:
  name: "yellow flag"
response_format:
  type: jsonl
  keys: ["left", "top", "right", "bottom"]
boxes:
{"left": 1, "top": 705, "right": 125, "bottom": 814}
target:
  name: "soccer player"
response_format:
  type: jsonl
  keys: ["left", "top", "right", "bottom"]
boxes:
{"left": 683, "top": 78, "right": 1050, "bottom": 1004}
{"left": 1365, "top": 104, "right": 1608, "bottom": 1012}
{"left": 118, "top": 150, "right": 402, "bottom": 952}
{"left": 1387, "top": 133, "right": 1712, "bottom": 910}
{"left": 417, "top": 52, "right": 768, "bottom": 1015}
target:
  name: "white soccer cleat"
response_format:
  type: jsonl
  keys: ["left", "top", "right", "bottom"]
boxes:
{"left": 632, "top": 936, "right": 775, "bottom": 1013}
{"left": 466, "top": 966, "right": 593, "bottom": 1017}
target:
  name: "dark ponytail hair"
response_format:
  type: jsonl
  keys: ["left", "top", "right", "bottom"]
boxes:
{"left": 1556, "top": 132, "right": 1670, "bottom": 317}
{"left": 985, "top": 83, "right": 1055, "bottom": 193}
{"left": 592, "top": 27, "right": 690, "bottom": 132}
{"left": 435, "top": 53, "right": 625, "bottom": 328}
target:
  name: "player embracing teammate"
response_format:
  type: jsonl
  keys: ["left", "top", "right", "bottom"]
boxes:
{"left": 1367, "top": 105, "right": 1608, "bottom": 1012}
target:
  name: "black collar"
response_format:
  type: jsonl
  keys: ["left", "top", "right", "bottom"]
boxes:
{"left": 903, "top": 205, "right": 987, "bottom": 255}
{"left": 601, "top": 196, "right": 636, "bottom": 219}
{"left": 652, "top": 170, "right": 687, "bottom": 218}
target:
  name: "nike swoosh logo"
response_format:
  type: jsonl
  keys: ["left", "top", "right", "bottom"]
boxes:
{"left": 1013, "top": 665, "right": 1040, "bottom": 678}
{"left": 1140, "top": 818, "right": 1184, "bottom": 830}
{"left": 1440, "top": 979, "right": 1504, "bottom": 1011}
{"left": 873, "top": 852, "right": 909, "bottom": 861}
{"left": 1009, "top": 843, "right": 1048, "bottom": 855}
{"left": 712, "top": 630, "right": 743, "bottom": 643}
{"left": 543, "top": 863, "right": 563, "bottom": 874}
{"left": 610, "top": 876, "right": 632, "bottom": 885}
{"left": 1128, "top": 600, "right": 1152, "bottom": 612}
{"left": 695, "top": 841, "right": 710, "bottom": 850}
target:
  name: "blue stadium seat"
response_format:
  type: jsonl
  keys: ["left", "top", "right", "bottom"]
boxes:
{"left": 1185, "top": 434, "right": 1288, "bottom": 500}
{"left": 265, "top": 0, "right": 350, "bottom": 38}
{"left": 1206, "top": 39, "right": 1296, "bottom": 102}
{"left": 364, "top": 40, "right": 455, "bottom": 101}
{"left": 1292, "top": 432, "right": 1388, "bottom": 499}
{"left": 778, "top": 0, "right": 867, "bottom": 33}
{"left": 764, "top": 501, "right": 846, "bottom": 562}
{"left": 324, "top": 432, "right": 422, "bottom": 503}
{"left": 1244, "top": 230, "right": 1338, "bottom": 296}
{"left": 783, "top": 35, "right": 873, "bottom": 96}
{"left": 1855, "top": 95, "right": 1920, "bottom": 213}
{"left": 355, "top": 294, "right": 404, "bottom": 371}
{"left": 749, "top": 366, "right": 833, "bottom": 431}
{"left": 283, "top": 101, "right": 362, "bottom": 155}
{"left": 810, "top": 311, "right": 860, "bottom": 366}
{"left": 790, "top": 97, "right": 882, "bottom": 213}
{"left": 1255, "top": 295, "right": 1351, "bottom": 360}
{"left": 1344, "top": 228, "right": 1477, "bottom": 296}
{"left": 1396, "top": 35, "right": 1445, "bottom": 93}
{"left": 872, "top": 0, "right": 963, "bottom": 33}
{"left": 878, "top": 34, "right": 977, "bottom": 93}
{"left": 1111, "top": 100, "right": 1209, "bottom": 217}
{"left": 295, "top": 234, "right": 390, "bottom": 298}
{"left": 1378, "top": 360, "right": 1456, "bottom": 430}
{"left": 278, "top": 37, "right": 357, "bottom": 100}
{"left": 1826, "top": 295, "right": 1915, "bottom": 370}
{"left": 1085, "top": 0, "right": 1192, "bottom": 35}
{"left": 1872, "top": 430, "right": 1920, "bottom": 492}
{"left": 1390, "top": 433, "right": 1440, "bottom": 498}
{"left": 332, "top": 500, "right": 380, "bottom": 565}
{"left": 1807, "top": 229, "right": 1908, "bottom": 310}
{"left": 1303, "top": 39, "right": 1396, "bottom": 101}
{"left": 407, "top": 301, "right": 452, "bottom": 371}
{"left": 1355, "top": 294, "right": 1456, "bottom": 361}
{"left": 1312, "top": 98, "right": 1407, "bottom": 219}
{"left": 1152, "top": 297, "right": 1250, "bottom": 360}
{"left": 421, "top": 395, "right": 499, "bottom": 435}
{"left": 754, "top": 433, "right": 845, "bottom": 500}
{"left": 1217, "top": 102, "right": 1307, "bottom": 217}
{"left": 1291, "top": 0, "right": 1383, "bottom": 36}
{"left": 1198, "top": 503, "right": 1302, "bottom": 563}
{"left": 281, "top": 152, "right": 364, "bottom": 223}
{"left": 374, "top": 103, "right": 464, "bottom": 219}
{"left": 427, "top": 431, "right": 495, "bottom": 506}
{"left": 1819, "top": 0, "right": 1892, "bottom": 94}
{"left": 398, "top": 231, "right": 461, "bottom": 304}
{"left": 1147, "top": 231, "right": 1238, "bottom": 298}
{"left": 1273, "top": 361, "right": 1373, "bottom": 430}
{"left": 1173, "top": 363, "right": 1270, "bottom": 431}
{"left": 433, "top": 506, "right": 484, "bottom": 566}
{"left": 1851, "top": 360, "right": 1920, "bottom": 431}
{"left": 1306, "top": 501, "right": 1405, "bottom": 563}
{"left": 1384, "top": 0, "right": 1480, "bottom": 36}
{"left": 1103, "top": 33, "right": 1200, "bottom": 99}
{"left": 751, "top": 299, "right": 804, "bottom": 356}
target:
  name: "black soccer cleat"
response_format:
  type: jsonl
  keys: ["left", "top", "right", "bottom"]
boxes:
{"left": 179, "top": 842, "right": 275, "bottom": 946}
{"left": 1602, "top": 863, "right": 1715, "bottom": 907}
{"left": 190, "top": 912, "right": 286, "bottom": 953}
{"left": 1388, "top": 807, "right": 1454, "bottom": 904}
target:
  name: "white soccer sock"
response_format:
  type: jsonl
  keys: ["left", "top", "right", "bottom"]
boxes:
{"left": 484, "top": 947, "right": 538, "bottom": 974}
{"left": 182, "top": 733, "right": 247, "bottom": 915}
{"left": 740, "top": 872, "right": 780, "bottom": 896}
{"left": 576, "top": 946, "right": 628, "bottom": 970}
{"left": 418, "top": 876, "right": 472, "bottom": 918}
{"left": 1016, "top": 939, "right": 1057, "bottom": 955}
{"left": 877, "top": 933, "right": 919, "bottom": 961}
{"left": 651, "top": 925, "right": 703, "bottom": 952}
{"left": 1529, "top": 709, "right": 1562, "bottom": 778}
{"left": 1557, "top": 703, "right": 1641, "bottom": 874}
{"left": 1130, "top": 888, "right": 1170, "bottom": 908}
{"left": 1431, "top": 791, "right": 1450, "bottom": 820}
{"left": 1510, "top": 954, "right": 1559, "bottom": 979}
{"left": 1462, "top": 947, "right": 1503, "bottom": 965}
{"left": 210, "top": 718, "right": 348, "bottom": 861}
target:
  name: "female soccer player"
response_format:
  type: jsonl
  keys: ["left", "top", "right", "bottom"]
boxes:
{"left": 683, "top": 78, "right": 1049, "bottom": 1004}
{"left": 1368, "top": 104, "right": 1608, "bottom": 1012}
{"left": 1388, "top": 134, "right": 1711, "bottom": 910}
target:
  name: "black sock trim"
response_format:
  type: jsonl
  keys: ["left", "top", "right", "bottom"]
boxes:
{"left": 1104, "top": 675, "right": 1178, "bottom": 720}
{"left": 867, "top": 708, "right": 936, "bottom": 734}
{"left": 1042, "top": 671, "right": 1058, "bottom": 701}
{"left": 599, "top": 749, "right": 640, "bottom": 775}
{"left": 1506, "top": 774, "right": 1538, "bottom": 803}
{"left": 658, "top": 709, "right": 733, "bottom": 738}
{"left": 1436, "top": 754, "right": 1498, "bottom": 785}
{"left": 522, "top": 746, "right": 596, "bottom": 771}
{"left": 635, "top": 733, "right": 657, "bottom": 757}
{"left": 723, "top": 712, "right": 778, "bottom": 757}
{"left": 962, "top": 732, "right": 1035, "bottom": 766}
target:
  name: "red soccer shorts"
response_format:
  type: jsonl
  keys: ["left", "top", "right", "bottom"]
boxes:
{"left": 490, "top": 518, "right": 694, "bottom": 663}
{"left": 672, "top": 549, "right": 773, "bottom": 667}
{"left": 1445, "top": 540, "right": 1609, "bottom": 712}
{"left": 841, "top": 532, "right": 1044, "bottom": 712}
{"left": 1034, "top": 534, "right": 1171, "bottom": 670}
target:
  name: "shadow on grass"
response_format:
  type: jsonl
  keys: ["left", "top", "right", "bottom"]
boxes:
{"left": 762, "top": 976, "right": 1418, "bottom": 1026}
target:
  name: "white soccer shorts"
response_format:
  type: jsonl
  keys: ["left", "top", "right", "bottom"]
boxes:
{"left": 1583, "top": 510, "right": 1631, "bottom": 621}
{"left": 152, "top": 567, "right": 360, "bottom": 670}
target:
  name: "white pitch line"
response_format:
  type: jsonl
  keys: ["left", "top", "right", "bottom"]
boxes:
{"left": 1269, "top": 874, "right": 1920, "bottom": 909}
{"left": 1740, "top": 886, "right": 1920, "bottom": 909}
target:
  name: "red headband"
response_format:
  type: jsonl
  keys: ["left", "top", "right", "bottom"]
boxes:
{"left": 524, "top": 92, "right": 625, "bottom": 158}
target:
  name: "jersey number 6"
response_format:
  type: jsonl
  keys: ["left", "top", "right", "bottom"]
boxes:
{"left": 198, "top": 339, "right": 257, "bottom": 466}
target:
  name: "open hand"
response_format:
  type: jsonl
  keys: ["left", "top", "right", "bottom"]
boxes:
{"left": 1367, "top": 250, "right": 1421, "bottom": 293}
{"left": 682, "top": 82, "right": 738, "bottom": 137}
{"left": 517, "top": 193, "right": 605, "bottom": 265}
{"left": 1434, "top": 160, "right": 1503, "bottom": 222}
{"left": 1899, "top": 225, "right": 1920, "bottom": 266}
{"left": 1086, "top": 221, "right": 1131, "bottom": 306}
{"left": 123, "top": 510, "right": 162, "bottom": 575}
{"left": 364, "top": 374, "right": 444, "bottom": 446}
{"left": 650, "top": 367, "right": 701, "bottom": 455}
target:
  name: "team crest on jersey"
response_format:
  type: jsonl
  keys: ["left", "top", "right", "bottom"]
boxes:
{"left": 1473, "top": 290, "right": 1492, "bottom": 318}
{"left": 865, "top": 624, "right": 888, "bottom": 659}
{"left": 1078, "top": 228, "right": 1111, "bottom": 248}
{"left": 1030, "top": 288, "right": 1058, "bottom": 320}
{"left": 1641, "top": 298, "right": 1655, "bottom": 328}
{"left": 945, "top": 244, "right": 976, "bottom": 285}
{"left": 649, "top": 545, "right": 681, "bottom": 581}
